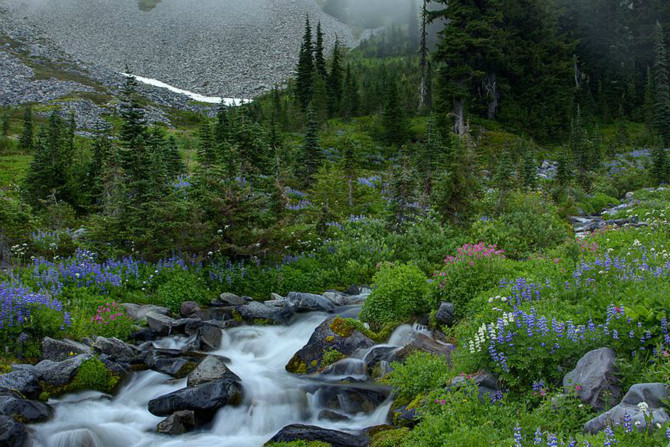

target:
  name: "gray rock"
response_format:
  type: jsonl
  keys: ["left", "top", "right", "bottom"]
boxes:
{"left": 584, "top": 383, "right": 669, "bottom": 434}
{"left": 287, "top": 292, "right": 336, "bottom": 313}
{"left": 318, "top": 409, "right": 350, "bottom": 422}
{"left": 286, "top": 317, "right": 375, "bottom": 374}
{"left": 122, "top": 303, "right": 170, "bottom": 321}
{"left": 93, "top": 337, "right": 142, "bottom": 364}
{"left": 41, "top": 337, "right": 91, "bottom": 361}
{"left": 0, "top": 369, "right": 42, "bottom": 399}
{"left": 269, "top": 424, "right": 369, "bottom": 447}
{"left": 187, "top": 355, "right": 239, "bottom": 387}
{"left": 145, "top": 351, "right": 195, "bottom": 378}
{"left": 216, "top": 293, "right": 246, "bottom": 306}
{"left": 563, "top": 347, "right": 621, "bottom": 411}
{"left": 35, "top": 354, "right": 91, "bottom": 387}
{"left": 237, "top": 301, "right": 295, "bottom": 325}
{"left": 393, "top": 333, "right": 454, "bottom": 363}
{"left": 305, "top": 383, "right": 391, "bottom": 415}
{"left": 0, "top": 394, "right": 52, "bottom": 423}
{"left": 180, "top": 301, "right": 201, "bottom": 318}
{"left": 0, "top": 415, "right": 28, "bottom": 447}
{"left": 156, "top": 410, "right": 196, "bottom": 435}
{"left": 435, "top": 302, "right": 455, "bottom": 327}
{"left": 146, "top": 312, "right": 179, "bottom": 335}
{"left": 323, "top": 291, "right": 347, "bottom": 306}
{"left": 197, "top": 325, "right": 222, "bottom": 352}
{"left": 449, "top": 371, "right": 502, "bottom": 402}
{"left": 148, "top": 379, "right": 243, "bottom": 418}
{"left": 320, "top": 358, "right": 368, "bottom": 380}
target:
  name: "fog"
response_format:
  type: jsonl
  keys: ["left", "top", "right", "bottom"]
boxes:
{"left": 321, "top": 0, "right": 419, "bottom": 28}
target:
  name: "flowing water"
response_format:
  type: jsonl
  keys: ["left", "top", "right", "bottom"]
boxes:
{"left": 30, "top": 312, "right": 417, "bottom": 447}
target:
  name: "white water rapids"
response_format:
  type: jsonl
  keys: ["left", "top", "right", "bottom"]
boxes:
{"left": 30, "top": 312, "right": 420, "bottom": 447}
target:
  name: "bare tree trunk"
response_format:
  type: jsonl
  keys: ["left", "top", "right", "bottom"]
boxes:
{"left": 348, "top": 178, "right": 353, "bottom": 208}
{"left": 485, "top": 73, "right": 499, "bottom": 120}
{"left": 418, "top": 0, "right": 429, "bottom": 111}
{"left": 453, "top": 99, "right": 465, "bottom": 135}
{"left": 573, "top": 54, "right": 581, "bottom": 89}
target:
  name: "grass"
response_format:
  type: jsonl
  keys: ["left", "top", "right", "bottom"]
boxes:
{"left": 0, "top": 154, "right": 32, "bottom": 187}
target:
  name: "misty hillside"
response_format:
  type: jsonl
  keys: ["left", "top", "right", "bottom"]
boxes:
{"left": 1, "top": 0, "right": 359, "bottom": 97}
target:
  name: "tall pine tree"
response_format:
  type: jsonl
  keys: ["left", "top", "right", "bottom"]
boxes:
{"left": 19, "top": 106, "right": 33, "bottom": 151}
{"left": 653, "top": 22, "right": 670, "bottom": 145}
{"left": 296, "top": 17, "right": 315, "bottom": 111}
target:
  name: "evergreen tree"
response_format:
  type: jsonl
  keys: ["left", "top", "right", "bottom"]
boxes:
{"left": 312, "top": 74, "right": 329, "bottom": 123}
{"left": 301, "top": 109, "right": 322, "bottom": 181}
{"left": 328, "top": 38, "right": 345, "bottom": 117}
{"left": 342, "top": 64, "right": 360, "bottom": 119}
{"left": 339, "top": 136, "right": 358, "bottom": 208}
{"left": 555, "top": 146, "right": 573, "bottom": 190}
{"left": 644, "top": 67, "right": 655, "bottom": 132}
{"left": 653, "top": 22, "right": 670, "bottom": 145}
{"left": 165, "top": 135, "right": 186, "bottom": 178}
{"left": 87, "top": 122, "right": 113, "bottom": 207}
{"left": 214, "top": 103, "right": 230, "bottom": 144}
{"left": 1, "top": 111, "right": 9, "bottom": 138}
{"left": 651, "top": 143, "right": 668, "bottom": 185}
{"left": 198, "top": 119, "right": 216, "bottom": 167}
{"left": 416, "top": 115, "right": 444, "bottom": 198}
{"left": 19, "top": 106, "right": 33, "bottom": 151}
{"left": 25, "top": 111, "right": 69, "bottom": 204}
{"left": 119, "top": 71, "right": 148, "bottom": 171}
{"left": 296, "top": 17, "right": 315, "bottom": 111}
{"left": 315, "top": 22, "right": 327, "bottom": 81}
{"left": 387, "top": 146, "right": 417, "bottom": 232}
{"left": 382, "top": 80, "right": 409, "bottom": 146}
{"left": 418, "top": 0, "right": 430, "bottom": 112}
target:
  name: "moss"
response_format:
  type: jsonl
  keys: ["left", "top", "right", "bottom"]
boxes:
{"left": 285, "top": 353, "right": 307, "bottom": 374}
{"left": 232, "top": 309, "right": 244, "bottom": 323}
{"left": 252, "top": 318, "right": 275, "bottom": 326}
{"left": 325, "top": 335, "right": 335, "bottom": 343}
{"left": 174, "top": 361, "right": 198, "bottom": 379}
{"left": 42, "top": 357, "right": 120, "bottom": 396}
{"left": 320, "top": 349, "right": 344, "bottom": 368}
{"left": 265, "top": 441, "right": 331, "bottom": 447}
{"left": 329, "top": 317, "right": 355, "bottom": 338}
{"left": 370, "top": 428, "right": 410, "bottom": 447}
{"left": 310, "top": 359, "right": 318, "bottom": 368}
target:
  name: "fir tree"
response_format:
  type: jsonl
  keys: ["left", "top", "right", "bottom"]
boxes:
{"left": 214, "top": 103, "right": 230, "bottom": 144}
{"left": 382, "top": 80, "right": 408, "bottom": 146}
{"left": 416, "top": 115, "right": 444, "bottom": 198}
{"left": 653, "top": 22, "right": 670, "bottom": 145}
{"left": 328, "top": 38, "right": 345, "bottom": 117}
{"left": 165, "top": 135, "right": 186, "bottom": 178}
{"left": 342, "top": 64, "right": 360, "bottom": 120}
{"left": 493, "top": 148, "right": 515, "bottom": 207}
{"left": 339, "top": 136, "right": 358, "bottom": 208}
{"left": 296, "top": 17, "right": 315, "bottom": 111}
{"left": 25, "top": 111, "right": 69, "bottom": 204}
{"left": 87, "top": 122, "right": 113, "bottom": 207}
{"left": 644, "top": 66, "right": 655, "bottom": 132}
{"left": 418, "top": 0, "right": 430, "bottom": 112}
{"left": 387, "top": 146, "right": 417, "bottom": 232}
{"left": 119, "top": 71, "right": 148, "bottom": 171}
{"left": 302, "top": 109, "right": 322, "bottom": 181}
{"left": 556, "top": 146, "right": 573, "bottom": 190}
{"left": 651, "top": 144, "right": 668, "bottom": 185}
{"left": 314, "top": 21, "right": 327, "bottom": 81}
{"left": 198, "top": 119, "right": 216, "bottom": 167}
{"left": 19, "top": 106, "right": 33, "bottom": 151}
{"left": 521, "top": 146, "right": 538, "bottom": 191}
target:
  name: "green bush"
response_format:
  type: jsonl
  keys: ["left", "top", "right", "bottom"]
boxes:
{"left": 360, "top": 262, "right": 430, "bottom": 325}
{"left": 386, "top": 352, "right": 451, "bottom": 402}
{"left": 370, "top": 428, "right": 410, "bottom": 447}
{"left": 472, "top": 192, "right": 571, "bottom": 260}
{"left": 156, "top": 269, "right": 211, "bottom": 313}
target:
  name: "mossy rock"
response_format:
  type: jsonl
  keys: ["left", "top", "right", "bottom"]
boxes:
{"left": 42, "top": 357, "right": 120, "bottom": 396}
{"left": 370, "top": 428, "right": 410, "bottom": 447}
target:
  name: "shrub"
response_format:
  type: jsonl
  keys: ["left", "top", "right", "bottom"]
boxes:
{"left": 360, "top": 262, "right": 430, "bottom": 326}
{"left": 370, "top": 428, "right": 410, "bottom": 447}
{"left": 431, "top": 244, "right": 519, "bottom": 318}
{"left": 472, "top": 193, "right": 571, "bottom": 259}
{"left": 156, "top": 269, "right": 211, "bottom": 313}
{"left": 386, "top": 352, "right": 451, "bottom": 402}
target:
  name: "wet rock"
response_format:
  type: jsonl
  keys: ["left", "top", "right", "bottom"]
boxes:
{"left": 320, "top": 358, "right": 368, "bottom": 381}
{"left": 179, "top": 301, "right": 201, "bottom": 318}
{"left": 146, "top": 312, "right": 179, "bottom": 335}
{"left": 196, "top": 325, "right": 222, "bottom": 352}
{"left": 187, "top": 355, "right": 239, "bottom": 387}
{"left": 269, "top": 424, "right": 369, "bottom": 447}
{"left": 318, "top": 409, "right": 350, "bottom": 422}
{"left": 363, "top": 346, "right": 398, "bottom": 373}
{"left": 392, "top": 405, "right": 420, "bottom": 427}
{"left": 156, "top": 410, "right": 196, "bottom": 435}
{"left": 148, "top": 378, "right": 243, "bottom": 418}
{"left": 286, "top": 317, "right": 375, "bottom": 374}
{"left": 145, "top": 350, "right": 196, "bottom": 378}
{"left": 93, "top": 337, "right": 143, "bottom": 364}
{"left": 563, "top": 347, "right": 620, "bottom": 411}
{"left": 41, "top": 337, "right": 92, "bottom": 361}
{"left": 287, "top": 292, "right": 336, "bottom": 313}
{"left": 237, "top": 301, "right": 295, "bottom": 325}
{"left": 0, "top": 394, "right": 52, "bottom": 423}
{"left": 393, "top": 333, "right": 454, "bottom": 363}
{"left": 305, "top": 383, "right": 391, "bottom": 415}
{"left": 122, "top": 304, "right": 170, "bottom": 321}
{"left": 0, "top": 415, "right": 28, "bottom": 447}
{"left": 435, "top": 302, "right": 455, "bottom": 327}
{"left": 584, "top": 383, "right": 669, "bottom": 434}
{"left": 35, "top": 354, "right": 91, "bottom": 387}
{"left": 0, "top": 369, "right": 42, "bottom": 399}
{"left": 214, "top": 293, "right": 247, "bottom": 306}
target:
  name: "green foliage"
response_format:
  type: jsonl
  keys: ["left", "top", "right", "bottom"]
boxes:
{"left": 266, "top": 441, "right": 330, "bottom": 447}
{"left": 156, "top": 269, "right": 211, "bottom": 313}
{"left": 386, "top": 352, "right": 451, "bottom": 402}
{"left": 471, "top": 192, "right": 571, "bottom": 260}
{"left": 370, "top": 428, "right": 410, "bottom": 447}
{"left": 69, "top": 357, "right": 119, "bottom": 394}
{"left": 360, "top": 262, "right": 430, "bottom": 326}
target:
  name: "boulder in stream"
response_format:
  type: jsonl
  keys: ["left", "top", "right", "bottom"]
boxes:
{"left": 0, "top": 415, "right": 28, "bottom": 447}
{"left": 269, "top": 424, "right": 370, "bottom": 447}
{"left": 187, "top": 355, "right": 239, "bottom": 387}
{"left": 41, "top": 337, "right": 92, "bottom": 361}
{"left": 286, "top": 317, "right": 375, "bottom": 374}
{"left": 286, "top": 292, "right": 336, "bottom": 313}
{"left": 156, "top": 410, "right": 197, "bottom": 435}
{"left": 148, "top": 378, "right": 243, "bottom": 418}
{"left": 237, "top": 301, "right": 295, "bottom": 325}
{"left": 0, "top": 369, "right": 42, "bottom": 400}
{"left": 0, "top": 393, "right": 53, "bottom": 423}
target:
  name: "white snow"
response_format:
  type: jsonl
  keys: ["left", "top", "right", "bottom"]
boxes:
{"left": 121, "top": 73, "right": 251, "bottom": 106}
